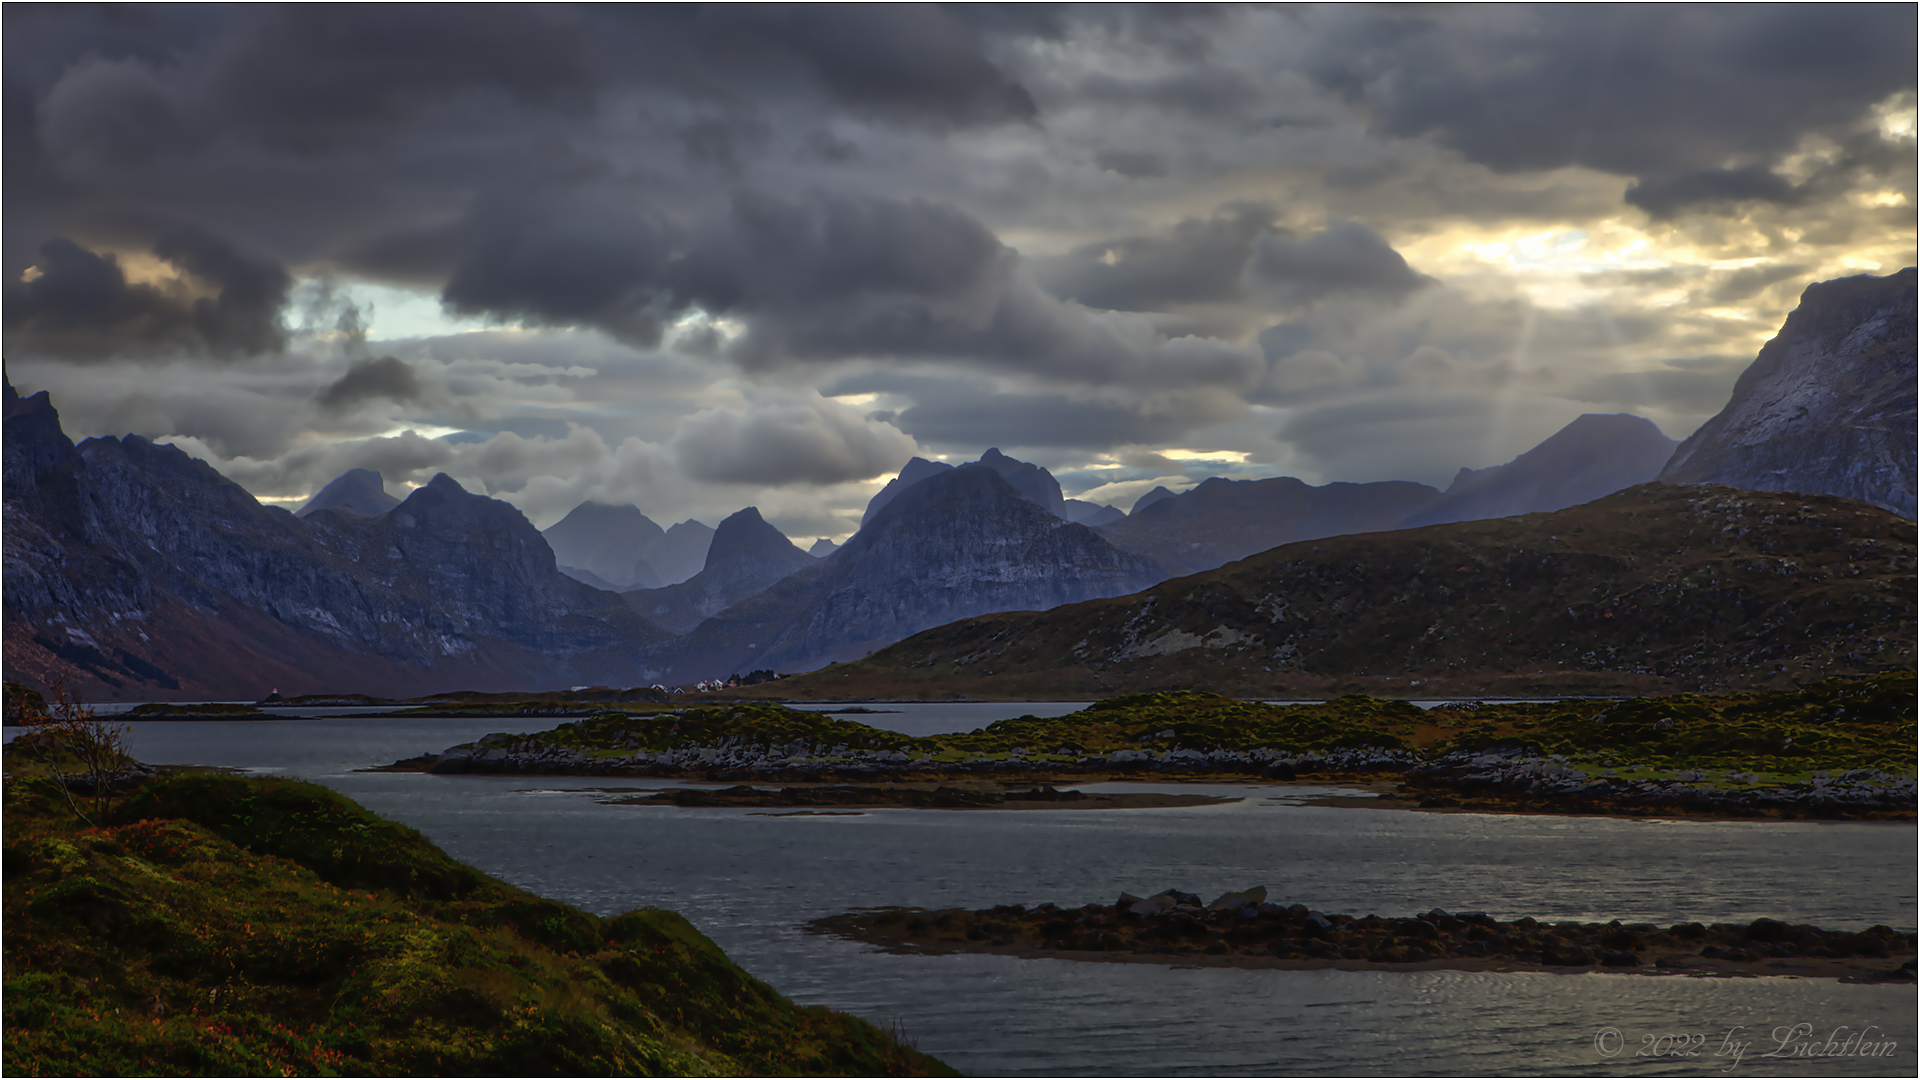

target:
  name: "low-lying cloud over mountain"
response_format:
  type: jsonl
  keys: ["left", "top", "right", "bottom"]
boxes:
{"left": 4, "top": 5, "right": 1913, "bottom": 540}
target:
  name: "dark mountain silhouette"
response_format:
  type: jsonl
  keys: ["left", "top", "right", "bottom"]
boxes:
{"left": 809, "top": 538, "right": 840, "bottom": 558}
{"left": 1097, "top": 476, "right": 1442, "bottom": 577}
{"left": 1660, "top": 267, "right": 1917, "bottom": 518}
{"left": 1400, "top": 414, "right": 1678, "bottom": 528}
{"left": 860, "top": 448, "right": 1067, "bottom": 526}
{"left": 620, "top": 507, "right": 815, "bottom": 633}
{"left": 1131, "top": 486, "right": 1177, "bottom": 514}
{"left": 542, "top": 502, "right": 668, "bottom": 590}
{"left": 2, "top": 380, "right": 668, "bottom": 700}
{"left": 650, "top": 466, "right": 1164, "bottom": 681}
{"left": 295, "top": 469, "right": 400, "bottom": 519}
{"left": 1064, "top": 499, "right": 1125, "bottom": 527}
{"left": 860, "top": 456, "right": 954, "bottom": 527}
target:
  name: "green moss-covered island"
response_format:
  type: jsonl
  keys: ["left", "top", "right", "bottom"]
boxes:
{"left": 1, "top": 771, "right": 953, "bottom": 1076}
{"left": 388, "top": 672, "right": 1917, "bottom": 820}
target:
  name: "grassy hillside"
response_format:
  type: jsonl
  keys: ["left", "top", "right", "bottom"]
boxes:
{"left": 758, "top": 484, "right": 1914, "bottom": 700}
{"left": 2, "top": 773, "right": 952, "bottom": 1077}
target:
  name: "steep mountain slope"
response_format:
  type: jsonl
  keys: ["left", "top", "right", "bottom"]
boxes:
{"left": 2, "top": 382, "right": 669, "bottom": 699}
{"left": 1659, "top": 267, "right": 1917, "bottom": 518}
{"left": 1401, "top": 413, "right": 1678, "bottom": 527}
{"left": 1098, "top": 475, "right": 1443, "bottom": 577}
{"left": 293, "top": 468, "right": 401, "bottom": 519}
{"left": 541, "top": 501, "right": 667, "bottom": 590}
{"left": 621, "top": 507, "right": 816, "bottom": 633}
{"left": 774, "top": 484, "right": 1915, "bottom": 700}
{"left": 649, "top": 466, "right": 1165, "bottom": 681}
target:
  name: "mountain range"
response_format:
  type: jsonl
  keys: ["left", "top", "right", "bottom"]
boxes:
{"left": 2, "top": 380, "right": 669, "bottom": 700}
{"left": 4, "top": 268, "right": 1912, "bottom": 697}
{"left": 770, "top": 483, "right": 1914, "bottom": 700}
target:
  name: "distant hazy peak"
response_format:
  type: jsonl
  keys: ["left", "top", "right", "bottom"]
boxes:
{"left": 809, "top": 538, "right": 840, "bottom": 557}
{"left": 295, "top": 468, "right": 402, "bottom": 519}
{"left": 1400, "top": 412, "right": 1677, "bottom": 529}
{"left": 1131, "top": 486, "right": 1177, "bottom": 515}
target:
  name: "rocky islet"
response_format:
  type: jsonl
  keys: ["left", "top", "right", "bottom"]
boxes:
{"left": 807, "top": 887, "right": 1919, "bottom": 982}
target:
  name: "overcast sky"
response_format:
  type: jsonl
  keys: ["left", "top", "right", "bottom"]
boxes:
{"left": 5, "top": 4, "right": 1915, "bottom": 542}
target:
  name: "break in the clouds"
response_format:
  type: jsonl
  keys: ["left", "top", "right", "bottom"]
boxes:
{"left": 4, "top": 4, "right": 1913, "bottom": 539}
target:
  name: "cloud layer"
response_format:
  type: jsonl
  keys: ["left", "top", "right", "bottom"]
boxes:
{"left": 4, "top": 4, "right": 1913, "bottom": 538}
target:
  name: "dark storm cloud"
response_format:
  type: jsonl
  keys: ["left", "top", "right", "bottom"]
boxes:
{"left": 1309, "top": 5, "right": 1915, "bottom": 183}
{"left": 1625, "top": 166, "right": 1804, "bottom": 220}
{"left": 1035, "top": 203, "right": 1273, "bottom": 311}
{"left": 3, "top": 228, "right": 289, "bottom": 359}
{"left": 1248, "top": 222, "right": 1432, "bottom": 309}
{"left": 889, "top": 380, "right": 1246, "bottom": 450}
{"left": 689, "top": 5, "right": 1038, "bottom": 127}
{"left": 439, "top": 194, "right": 679, "bottom": 347}
{"left": 317, "top": 356, "right": 422, "bottom": 412}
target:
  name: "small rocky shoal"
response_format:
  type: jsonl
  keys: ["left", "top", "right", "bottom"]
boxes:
{"left": 806, "top": 887, "right": 1918, "bottom": 982}
{"left": 603, "top": 783, "right": 1233, "bottom": 811}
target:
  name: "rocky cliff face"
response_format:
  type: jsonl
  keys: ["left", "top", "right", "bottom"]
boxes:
{"left": 1401, "top": 414, "right": 1678, "bottom": 528}
{"left": 3, "top": 382, "right": 669, "bottom": 699}
{"left": 655, "top": 466, "right": 1165, "bottom": 680}
{"left": 620, "top": 507, "right": 815, "bottom": 633}
{"left": 1098, "top": 475, "right": 1443, "bottom": 577}
{"left": 1659, "top": 268, "right": 1917, "bottom": 518}
{"left": 294, "top": 469, "right": 401, "bottom": 519}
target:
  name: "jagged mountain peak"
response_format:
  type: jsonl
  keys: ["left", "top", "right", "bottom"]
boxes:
{"left": 295, "top": 468, "right": 401, "bottom": 519}
{"left": 861, "top": 449, "right": 1066, "bottom": 527}
{"left": 703, "top": 506, "right": 811, "bottom": 571}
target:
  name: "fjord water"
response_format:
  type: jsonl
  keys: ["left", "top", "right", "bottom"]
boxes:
{"left": 19, "top": 710, "right": 1915, "bottom": 1077}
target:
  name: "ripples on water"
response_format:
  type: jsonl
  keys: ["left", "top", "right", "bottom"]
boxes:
{"left": 7, "top": 709, "right": 1913, "bottom": 1076}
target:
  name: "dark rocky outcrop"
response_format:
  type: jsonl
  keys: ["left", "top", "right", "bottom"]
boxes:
{"left": 2, "top": 381, "right": 670, "bottom": 699}
{"left": 293, "top": 468, "right": 401, "bottom": 519}
{"left": 1660, "top": 267, "right": 1917, "bottom": 518}
{"left": 620, "top": 507, "right": 816, "bottom": 633}
{"left": 1098, "top": 475, "right": 1443, "bottom": 576}
{"left": 1401, "top": 414, "right": 1678, "bottom": 528}
{"left": 654, "top": 466, "right": 1166, "bottom": 681}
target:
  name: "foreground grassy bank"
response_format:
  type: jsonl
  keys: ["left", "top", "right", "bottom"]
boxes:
{"left": 396, "top": 672, "right": 1917, "bottom": 819}
{"left": 1, "top": 773, "right": 953, "bottom": 1077}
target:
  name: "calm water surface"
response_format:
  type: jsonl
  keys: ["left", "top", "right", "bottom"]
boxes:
{"left": 12, "top": 709, "right": 1913, "bottom": 1076}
